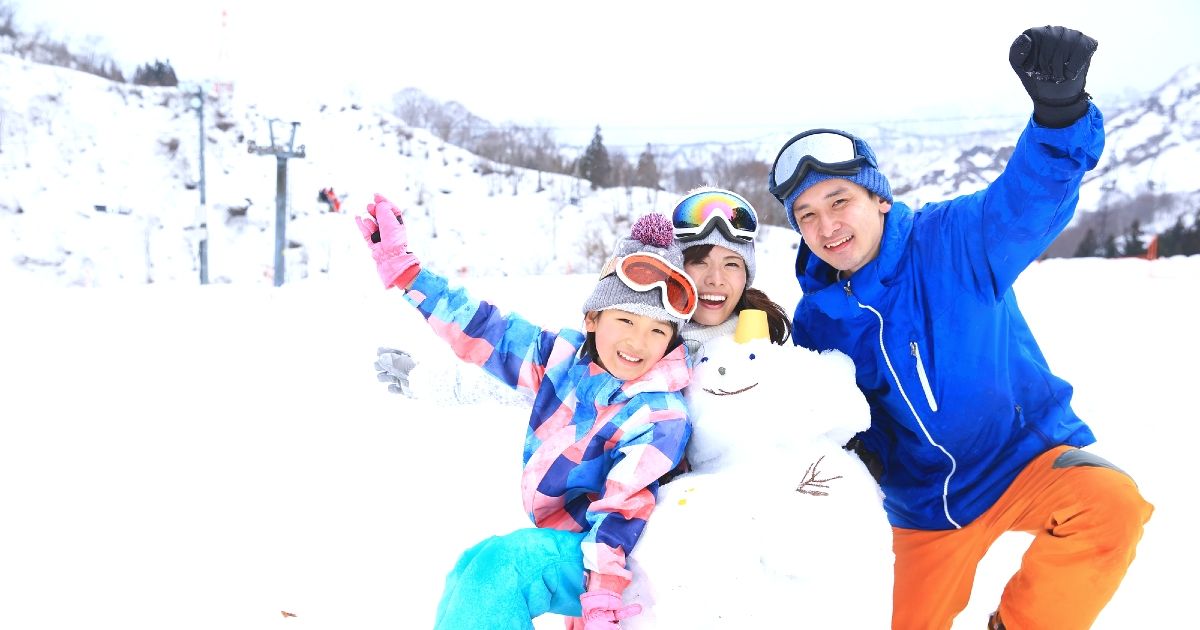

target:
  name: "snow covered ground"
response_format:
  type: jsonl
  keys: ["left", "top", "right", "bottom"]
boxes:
{"left": 2, "top": 252, "right": 1197, "bottom": 629}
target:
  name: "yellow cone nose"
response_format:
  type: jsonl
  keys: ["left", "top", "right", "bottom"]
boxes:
{"left": 734, "top": 309, "right": 769, "bottom": 344}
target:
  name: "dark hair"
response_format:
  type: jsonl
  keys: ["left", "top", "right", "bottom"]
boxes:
{"left": 739, "top": 287, "right": 791, "bottom": 345}
{"left": 683, "top": 244, "right": 791, "bottom": 345}
{"left": 580, "top": 313, "right": 682, "bottom": 366}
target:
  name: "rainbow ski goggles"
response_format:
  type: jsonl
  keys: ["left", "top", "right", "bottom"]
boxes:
{"left": 613, "top": 252, "right": 699, "bottom": 320}
{"left": 671, "top": 189, "right": 759, "bottom": 244}
{"left": 768, "top": 129, "right": 877, "bottom": 206}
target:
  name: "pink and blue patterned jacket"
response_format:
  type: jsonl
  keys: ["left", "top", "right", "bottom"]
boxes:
{"left": 404, "top": 269, "right": 692, "bottom": 594}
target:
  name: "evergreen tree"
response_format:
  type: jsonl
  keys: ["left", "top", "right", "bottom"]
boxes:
{"left": 1102, "top": 233, "right": 1120, "bottom": 258}
{"left": 1159, "top": 216, "right": 1187, "bottom": 257}
{"left": 1184, "top": 210, "right": 1200, "bottom": 255}
{"left": 578, "top": 125, "right": 611, "bottom": 190}
{"left": 132, "top": 59, "right": 178, "bottom": 87}
{"left": 634, "top": 143, "right": 661, "bottom": 190}
{"left": 1073, "top": 228, "right": 1099, "bottom": 258}
{"left": 1122, "top": 219, "right": 1146, "bottom": 257}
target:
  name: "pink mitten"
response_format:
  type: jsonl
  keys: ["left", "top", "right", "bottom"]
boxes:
{"left": 355, "top": 193, "right": 421, "bottom": 289}
{"left": 574, "top": 590, "right": 642, "bottom": 629}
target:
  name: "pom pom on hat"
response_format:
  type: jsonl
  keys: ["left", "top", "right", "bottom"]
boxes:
{"left": 630, "top": 213, "right": 674, "bottom": 248}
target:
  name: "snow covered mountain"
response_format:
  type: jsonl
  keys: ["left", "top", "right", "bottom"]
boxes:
{"left": 2, "top": 52, "right": 1197, "bottom": 288}
{"left": 877, "top": 63, "right": 1200, "bottom": 255}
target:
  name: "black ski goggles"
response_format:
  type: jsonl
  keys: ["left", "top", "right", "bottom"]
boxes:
{"left": 768, "top": 129, "right": 877, "bottom": 206}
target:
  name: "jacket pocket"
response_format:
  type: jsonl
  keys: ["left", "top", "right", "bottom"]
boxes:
{"left": 909, "top": 341, "right": 938, "bottom": 412}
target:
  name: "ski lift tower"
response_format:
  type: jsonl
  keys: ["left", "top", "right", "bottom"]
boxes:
{"left": 188, "top": 84, "right": 210, "bottom": 284}
{"left": 248, "top": 119, "right": 305, "bottom": 287}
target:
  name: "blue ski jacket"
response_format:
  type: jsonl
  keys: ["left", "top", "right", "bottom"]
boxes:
{"left": 791, "top": 104, "right": 1105, "bottom": 530}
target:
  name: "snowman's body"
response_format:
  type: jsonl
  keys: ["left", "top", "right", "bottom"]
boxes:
{"left": 623, "top": 316, "right": 894, "bottom": 628}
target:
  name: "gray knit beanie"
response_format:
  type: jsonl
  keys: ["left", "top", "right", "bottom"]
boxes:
{"left": 780, "top": 132, "right": 892, "bottom": 233}
{"left": 581, "top": 213, "right": 696, "bottom": 325}
{"left": 672, "top": 187, "right": 758, "bottom": 286}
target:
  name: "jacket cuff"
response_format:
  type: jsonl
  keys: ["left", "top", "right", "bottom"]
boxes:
{"left": 586, "top": 571, "right": 629, "bottom": 595}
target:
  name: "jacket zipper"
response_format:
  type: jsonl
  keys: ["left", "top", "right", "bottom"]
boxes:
{"left": 910, "top": 342, "right": 939, "bottom": 412}
{"left": 847, "top": 281, "right": 962, "bottom": 529}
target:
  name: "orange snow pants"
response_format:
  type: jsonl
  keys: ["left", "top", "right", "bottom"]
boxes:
{"left": 891, "top": 446, "right": 1153, "bottom": 630}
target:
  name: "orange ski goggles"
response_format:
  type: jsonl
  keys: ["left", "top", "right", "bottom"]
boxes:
{"left": 615, "top": 252, "right": 698, "bottom": 320}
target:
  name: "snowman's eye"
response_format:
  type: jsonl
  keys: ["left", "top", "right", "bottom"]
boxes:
{"left": 748, "top": 353, "right": 756, "bottom": 360}
{"left": 699, "top": 356, "right": 709, "bottom": 363}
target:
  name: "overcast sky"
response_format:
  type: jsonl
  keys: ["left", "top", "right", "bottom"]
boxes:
{"left": 12, "top": 0, "right": 1200, "bottom": 147}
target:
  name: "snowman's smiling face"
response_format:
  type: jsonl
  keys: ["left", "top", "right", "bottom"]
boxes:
{"left": 695, "top": 350, "right": 761, "bottom": 396}
{"left": 683, "top": 310, "right": 789, "bottom": 470}
{"left": 705, "top": 382, "right": 758, "bottom": 396}
{"left": 683, "top": 331, "right": 776, "bottom": 470}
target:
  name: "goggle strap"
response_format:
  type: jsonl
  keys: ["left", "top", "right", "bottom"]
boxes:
{"left": 674, "top": 216, "right": 756, "bottom": 243}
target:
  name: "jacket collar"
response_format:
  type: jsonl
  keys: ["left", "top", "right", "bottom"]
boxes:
{"left": 622, "top": 343, "right": 690, "bottom": 397}
{"left": 581, "top": 342, "right": 691, "bottom": 404}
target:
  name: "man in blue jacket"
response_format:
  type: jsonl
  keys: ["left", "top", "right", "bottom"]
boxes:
{"left": 767, "top": 26, "right": 1153, "bottom": 630}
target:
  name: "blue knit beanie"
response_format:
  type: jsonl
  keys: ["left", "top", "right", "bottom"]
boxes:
{"left": 781, "top": 133, "right": 892, "bottom": 233}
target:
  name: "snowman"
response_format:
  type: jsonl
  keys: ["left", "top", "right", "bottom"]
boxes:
{"left": 623, "top": 310, "right": 894, "bottom": 628}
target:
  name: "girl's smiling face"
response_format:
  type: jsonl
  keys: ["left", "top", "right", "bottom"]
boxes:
{"left": 585, "top": 309, "right": 674, "bottom": 381}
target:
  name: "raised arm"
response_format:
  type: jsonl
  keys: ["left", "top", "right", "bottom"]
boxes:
{"left": 357, "top": 194, "right": 566, "bottom": 397}
{"left": 918, "top": 26, "right": 1103, "bottom": 296}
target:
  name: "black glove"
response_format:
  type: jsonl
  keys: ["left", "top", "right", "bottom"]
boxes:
{"left": 844, "top": 437, "right": 883, "bottom": 483}
{"left": 374, "top": 347, "right": 417, "bottom": 396}
{"left": 1009, "top": 25, "right": 1098, "bottom": 128}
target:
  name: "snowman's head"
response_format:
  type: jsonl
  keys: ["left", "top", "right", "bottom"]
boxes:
{"left": 683, "top": 310, "right": 869, "bottom": 473}
{"left": 684, "top": 311, "right": 774, "bottom": 469}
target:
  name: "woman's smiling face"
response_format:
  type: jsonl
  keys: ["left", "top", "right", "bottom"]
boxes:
{"left": 684, "top": 244, "right": 747, "bottom": 327}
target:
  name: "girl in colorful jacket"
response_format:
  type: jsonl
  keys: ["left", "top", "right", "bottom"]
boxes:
{"left": 357, "top": 196, "right": 698, "bottom": 630}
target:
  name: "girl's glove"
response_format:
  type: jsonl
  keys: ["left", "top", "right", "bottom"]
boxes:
{"left": 374, "top": 347, "right": 416, "bottom": 396}
{"left": 355, "top": 193, "right": 421, "bottom": 289}
{"left": 565, "top": 590, "right": 642, "bottom": 629}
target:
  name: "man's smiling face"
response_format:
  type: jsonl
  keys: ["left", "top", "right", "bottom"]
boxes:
{"left": 792, "top": 179, "right": 891, "bottom": 278}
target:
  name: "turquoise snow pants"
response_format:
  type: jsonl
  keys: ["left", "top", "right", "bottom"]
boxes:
{"left": 433, "top": 528, "right": 587, "bottom": 630}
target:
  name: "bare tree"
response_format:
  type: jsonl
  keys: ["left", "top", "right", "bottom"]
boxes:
{"left": 707, "top": 151, "right": 785, "bottom": 227}
{"left": 0, "top": 1, "right": 16, "bottom": 38}
{"left": 3, "top": 7, "right": 124, "bottom": 82}
{"left": 579, "top": 223, "right": 615, "bottom": 272}
{"left": 510, "top": 169, "right": 524, "bottom": 196}
{"left": 608, "top": 149, "right": 632, "bottom": 189}
{"left": 671, "top": 166, "right": 706, "bottom": 193}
